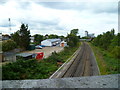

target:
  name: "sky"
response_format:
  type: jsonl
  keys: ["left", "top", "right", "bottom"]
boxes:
{"left": 0, "top": 0, "right": 119, "bottom": 37}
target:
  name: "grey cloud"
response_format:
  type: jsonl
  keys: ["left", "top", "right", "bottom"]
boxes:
{"left": 21, "top": 19, "right": 61, "bottom": 32}
{"left": 30, "top": 27, "right": 47, "bottom": 31}
{"left": 38, "top": 2, "right": 117, "bottom": 14}
{"left": 40, "top": 20, "right": 59, "bottom": 26}
{"left": 17, "top": 1, "right": 31, "bottom": 9}
{"left": 54, "top": 26, "right": 64, "bottom": 30}
{"left": 91, "top": 2, "right": 117, "bottom": 14}
{"left": 21, "top": 18, "right": 60, "bottom": 27}
{"left": 0, "top": 0, "right": 7, "bottom": 4}
{"left": 0, "top": 0, "right": 31, "bottom": 9}
{"left": 0, "top": 24, "right": 9, "bottom": 27}
{"left": 1, "top": 1, "right": 117, "bottom": 14}
{"left": 38, "top": 2, "right": 86, "bottom": 10}
{"left": 0, "top": 20, "right": 16, "bottom": 28}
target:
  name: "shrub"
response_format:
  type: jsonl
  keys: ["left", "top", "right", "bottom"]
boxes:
{"left": 2, "top": 59, "right": 58, "bottom": 80}
{"left": 2, "top": 40, "right": 17, "bottom": 52}
{"left": 46, "top": 51, "right": 64, "bottom": 64}
{"left": 111, "top": 46, "right": 120, "bottom": 58}
{"left": 2, "top": 43, "right": 79, "bottom": 80}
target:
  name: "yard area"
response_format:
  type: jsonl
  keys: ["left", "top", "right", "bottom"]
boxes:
{"left": 21, "top": 46, "right": 64, "bottom": 58}
{"left": 0, "top": 46, "right": 64, "bottom": 67}
{"left": 2, "top": 44, "right": 80, "bottom": 80}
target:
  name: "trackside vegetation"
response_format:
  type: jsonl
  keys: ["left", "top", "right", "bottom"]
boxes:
{"left": 2, "top": 29, "right": 80, "bottom": 80}
{"left": 2, "top": 45, "right": 80, "bottom": 80}
{"left": 91, "top": 29, "right": 120, "bottom": 75}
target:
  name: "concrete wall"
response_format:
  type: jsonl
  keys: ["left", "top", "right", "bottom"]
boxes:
{"left": 2, "top": 74, "right": 119, "bottom": 88}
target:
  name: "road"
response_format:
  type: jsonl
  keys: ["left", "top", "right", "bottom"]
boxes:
{"left": 58, "top": 42, "right": 99, "bottom": 78}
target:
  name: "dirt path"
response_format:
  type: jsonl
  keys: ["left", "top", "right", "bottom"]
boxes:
{"left": 60, "top": 42, "right": 99, "bottom": 77}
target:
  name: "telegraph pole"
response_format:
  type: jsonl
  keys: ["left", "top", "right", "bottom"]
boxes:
{"left": 8, "top": 18, "right": 11, "bottom": 34}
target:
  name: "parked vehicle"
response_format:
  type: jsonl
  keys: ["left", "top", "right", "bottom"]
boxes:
{"left": 40, "top": 45, "right": 45, "bottom": 47}
{"left": 35, "top": 45, "right": 42, "bottom": 49}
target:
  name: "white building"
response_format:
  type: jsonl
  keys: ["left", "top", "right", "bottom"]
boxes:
{"left": 41, "top": 39, "right": 61, "bottom": 46}
{"left": 60, "top": 41, "right": 67, "bottom": 47}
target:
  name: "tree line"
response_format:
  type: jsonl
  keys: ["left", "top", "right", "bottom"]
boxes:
{"left": 2, "top": 24, "right": 30, "bottom": 51}
{"left": 2, "top": 23, "right": 80, "bottom": 52}
{"left": 92, "top": 29, "right": 120, "bottom": 58}
{"left": 11, "top": 24, "right": 80, "bottom": 49}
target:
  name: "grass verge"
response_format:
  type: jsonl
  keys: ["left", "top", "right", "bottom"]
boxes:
{"left": 89, "top": 43, "right": 119, "bottom": 75}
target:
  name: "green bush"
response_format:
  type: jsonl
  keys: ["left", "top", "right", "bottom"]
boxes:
{"left": 2, "top": 40, "right": 17, "bottom": 52}
{"left": 46, "top": 51, "right": 64, "bottom": 64}
{"left": 2, "top": 43, "right": 79, "bottom": 80}
{"left": 111, "top": 46, "right": 120, "bottom": 58}
{"left": 2, "top": 59, "right": 58, "bottom": 80}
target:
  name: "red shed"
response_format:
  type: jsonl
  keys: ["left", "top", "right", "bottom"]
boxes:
{"left": 35, "top": 52, "right": 44, "bottom": 60}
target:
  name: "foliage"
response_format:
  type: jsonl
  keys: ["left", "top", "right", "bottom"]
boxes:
{"left": 66, "top": 29, "right": 79, "bottom": 47}
{"left": 34, "top": 34, "right": 44, "bottom": 45}
{"left": 110, "top": 46, "right": 120, "bottom": 58}
{"left": 93, "top": 29, "right": 115, "bottom": 49}
{"left": 92, "top": 34, "right": 102, "bottom": 46}
{"left": 43, "top": 34, "right": 65, "bottom": 41}
{"left": 2, "top": 59, "right": 57, "bottom": 80}
{"left": 48, "top": 34, "right": 59, "bottom": 39}
{"left": 19, "top": 24, "right": 31, "bottom": 49}
{"left": 11, "top": 24, "right": 31, "bottom": 50}
{"left": 92, "top": 29, "right": 120, "bottom": 59}
{"left": 2, "top": 40, "right": 17, "bottom": 52}
{"left": 11, "top": 31, "right": 20, "bottom": 46}
{"left": 46, "top": 51, "right": 63, "bottom": 64}
{"left": 58, "top": 35, "right": 65, "bottom": 41}
{"left": 2, "top": 43, "right": 79, "bottom": 80}
{"left": 109, "top": 33, "right": 120, "bottom": 50}
{"left": 81, "top": 36, "right": 90, "bottom": 39}
{"left": 70, "top": 29, "right": 79, "bottom": 35}
{"left": 90, "top": 43, "right": 119, "bottom": 75}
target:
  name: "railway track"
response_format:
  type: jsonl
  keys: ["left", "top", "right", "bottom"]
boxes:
{"left": 60, "top": 42, "right": 99, "bottom": 78}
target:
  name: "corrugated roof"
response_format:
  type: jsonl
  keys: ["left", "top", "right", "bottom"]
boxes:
{"left": 46, "top": 39, "right": 61, "bottom": 42}
{"left": 16, "top": 53, "right": 33, "bottom": 57}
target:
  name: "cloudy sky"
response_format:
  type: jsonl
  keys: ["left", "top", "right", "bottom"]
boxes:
{"left": 0, "top": 0, "right": 118, "bottom": 37}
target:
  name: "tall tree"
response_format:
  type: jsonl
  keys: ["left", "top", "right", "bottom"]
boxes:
{"left": 11, "top": 24, "right": 30, "bottom": 50}
{"left": 70, "top": 29, "right": 79, "bottom": 35}
{"left": 19, "top": 24, "right": 30, "bottom": 49}
{"left": 67, "top": 29, "right": 79, "bottom": 47}
{"left": 11, "top": 31, "right": 20, "bottom": 46}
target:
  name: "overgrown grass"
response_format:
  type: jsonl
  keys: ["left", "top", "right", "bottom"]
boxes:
{"left": 2, "top": 43, "right": 80, "bottom": 80}
{"left": 90, "top": 43, "right": 119, "bottom": 75}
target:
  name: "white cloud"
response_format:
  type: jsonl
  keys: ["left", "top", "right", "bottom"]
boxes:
{"left": 0, "top": 0, "right": 118, "bottom": 37}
